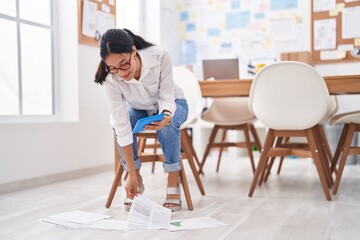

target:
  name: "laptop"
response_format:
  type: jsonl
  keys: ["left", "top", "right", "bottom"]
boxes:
{"left": 202, "top": 58, "right": 240, "bottom": 80}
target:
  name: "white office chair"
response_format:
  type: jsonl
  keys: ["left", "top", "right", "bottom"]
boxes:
{"left": 329, "top": 110, "right": 360, "bottom": 194}
{"left": 198, "top": 97, "right": 262, "bottom": 174}
{"left": 262, "top": 95, "right": 338, "bottom": 182}
{"left": 106, "top": 66, "right": 205, "bottom": 210}
{"left": 248, "top": 61, "right": 334, "bottom": 200}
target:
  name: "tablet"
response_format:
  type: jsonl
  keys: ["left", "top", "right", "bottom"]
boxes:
{"left": 132, "top": 113, "right": 165, "bottom": 133}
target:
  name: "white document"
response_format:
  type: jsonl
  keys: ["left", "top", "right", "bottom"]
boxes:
{"left": 320, "top": 50, "right": 346, "bottom": 60}
{"left": 270, "top": 18, "right": 296, "bottom": 41}
{"left": 275, "top": 39, "right": 300, "bottom": 53}
{"left": 342, "top": 6, "right": 360, "bottom": 39}
{"left": 126, "top": 195, "right": 171, "bottom": 230}
{"left": 39, "top": 217, "right": 82, "bottom": 230}
{"left": 47, "top": 210, "right": 111, "bottom": 224}
{"left": 83, "top": 219, "right": 127, "bottom": 231}
{"left": 82, "top": 0, "right": 98, "bottom": 37}
{"left": 169, "top": 217, "right": 226, "bottom": 232}
{"left": 338, "top": 44, "right": 354, "bottom": 51}
{"left": 101, "top": 3, "right": 111, "bottom": 13}
{"left": 313, "top": 0, "right": 336, "bottom": 12}
{"left": 97, "top": 11, "right": 115, "bottom": 36}
{"left": 314, "top": 18, "right": 337, "bottom": 50}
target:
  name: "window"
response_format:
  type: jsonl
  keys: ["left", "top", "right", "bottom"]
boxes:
{"left": 0, "top": 0, "right": 54, "bottom": 116}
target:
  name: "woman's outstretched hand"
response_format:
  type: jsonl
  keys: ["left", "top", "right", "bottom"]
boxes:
{"left": 124, "top": 174, "right": 139, "bottom": 199}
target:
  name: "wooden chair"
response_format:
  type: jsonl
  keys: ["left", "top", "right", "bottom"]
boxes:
{"left": 329, "top": 111, "right": 360, "bottom": 194}
{"left": 247, "top": 61, "right": 334, "bottom": 200}
{"left": 198, "top": 97, "right": 262, "bottom": 174}
{"left": 136, "top": 127, "right": 202, "bottom": 174}
{"left": 105, "top": 67, "right": 206, "bottom": 210}
{"left": 261, "top": 96, "right": 338, "bottom": 182}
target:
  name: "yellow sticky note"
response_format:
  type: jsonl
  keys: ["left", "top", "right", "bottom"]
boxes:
{"left": 176, "top": 4, "right": 183, "bottom": 11}
{"left": 190, "top": 11, "right": 197, "bottom": 20}
{"left": 355, "top": 38, "right": 360, "bottom": 46}
{"left": 180, "top": 32, "right": 187, "bottom": 40}
{"left": 178, "top": 23, "right": 185, "bottom": 32}
{"left": 212, "top": 38, "right": 220, "bottom": 45}
{"left": 295, "top": 16, "right": 303, "bottom": 24}
{"left": 337, "top": 50, "right": 346, "bottom": 59}
{"left": 329, "top": 9, "right": 338, "bottom": 16}
{"left": 336, "top": 3, "right": 345, "bottom": 12}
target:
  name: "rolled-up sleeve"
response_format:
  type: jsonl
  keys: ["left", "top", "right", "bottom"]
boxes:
{"left": 158, "top": 50, "right": 176, "bottom": 115}
{"left": 104, "top": 78, "right": 133, "bottom": 147}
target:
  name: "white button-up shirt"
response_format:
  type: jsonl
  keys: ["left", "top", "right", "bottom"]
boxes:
{"left": 104, "top": 46, "right": 185, "bottom": 147}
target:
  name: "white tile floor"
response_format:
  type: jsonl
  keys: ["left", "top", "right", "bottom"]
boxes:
{"left": 1, "top": 155, "right": 360, "bottom": 240}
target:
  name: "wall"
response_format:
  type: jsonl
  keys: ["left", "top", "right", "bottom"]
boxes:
{"left": 116, "top": 0, "right": 140, "bottom": 33}
{"left": 168, "top": 0, "right": 311, "bottom": 78}
{"left": 157, "top": 0, "right": 360, "bottom": 113}
{"left": 0, "top": 0, "right": 114, "bottom": 193}
{"left": 155, "top": 0, "right": 360, "bottom": 159}
{"left": 142, "top": 0, "right": 161, "bottom": 45}
{"left": 160, "top": 0, "right": 181, "bottom": 65}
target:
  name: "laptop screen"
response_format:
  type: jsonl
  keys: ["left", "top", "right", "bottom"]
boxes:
{"left": 202, "top": 58, "right": 240, "bottom": 80}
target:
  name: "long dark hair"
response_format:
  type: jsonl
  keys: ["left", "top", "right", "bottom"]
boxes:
{"left": 94, "top": 28, "right": 154, "bottom": 85}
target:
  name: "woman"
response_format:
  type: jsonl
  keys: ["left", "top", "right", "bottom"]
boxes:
{"left": 95, "top": 29, "right": 188, "bottom": 212}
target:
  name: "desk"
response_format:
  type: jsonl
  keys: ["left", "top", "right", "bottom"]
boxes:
{"left": 199, "top": 75, "right": 360, "bottom": 97}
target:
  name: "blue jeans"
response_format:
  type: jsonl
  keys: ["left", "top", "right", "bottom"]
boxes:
{"left": 116, "top": 99, "right": 188, "bottom": 173}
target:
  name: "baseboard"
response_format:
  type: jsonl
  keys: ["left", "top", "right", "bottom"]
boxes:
{"left": 0, "top": 164, "right": 113, "bottom": 195}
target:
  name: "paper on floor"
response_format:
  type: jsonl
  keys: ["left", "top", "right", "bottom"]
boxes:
{"left": 39, "top": 204, "right": 226, "bottom": 232}
{"left": 126, "top": 195, "right": 171, "bottom": 230}
{"left": 39, "top": 210, "right": 111, "bottom": 230}
{"left": 47, "top": 210, "right": 111, "bottom": 224}
{"left": 39, "top": 217, "right": 83, "bottom": 230}
{"left": 169, "top": 217, "right": 227, "bottom": 231}
{"left": 83, "top": 219, "right": 127, "bottom": 231}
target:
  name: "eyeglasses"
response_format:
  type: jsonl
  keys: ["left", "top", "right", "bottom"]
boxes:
{"left": 105, "top": 52, "right": 132, "bottom": 74}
